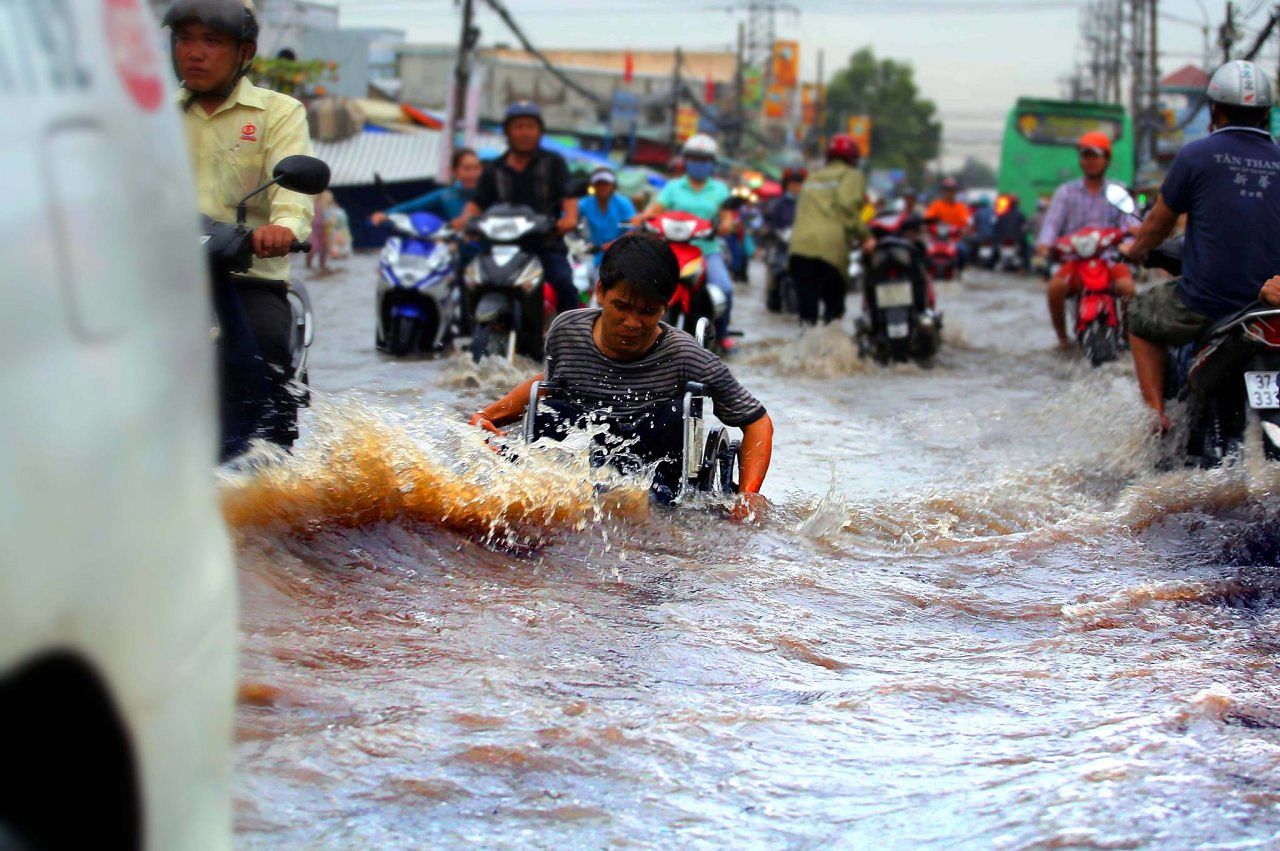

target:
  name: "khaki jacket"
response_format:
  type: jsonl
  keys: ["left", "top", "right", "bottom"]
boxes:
{"left": 789, "top": 160, "right": 868, "bottom": 278}
{"left": 180, "top": 77, "right": 314, "bottom": 282}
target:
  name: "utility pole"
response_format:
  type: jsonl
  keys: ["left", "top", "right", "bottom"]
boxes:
{"left": 816, "top": 47, "right": 826, "bottom": 151}
{"left": 670, "top": 47, "right": 683, "bottom": 148}
{"left": 1148, "top": 0, "right": 1159, "bottom": 165}
{"left": 1131, "top": 0, "right": 1146, "bottom": 171}
{"left": 732, "top": 22, "right": 745, "bottom": 156}
{"left": 1113, "top": 0, "right": 1125, "bottom": 102}
{"left": 1220, "top": 2, "right": 1237, "bottom": 62}
{"left": 451, "top": 0, "right": 476, "bottom": 135}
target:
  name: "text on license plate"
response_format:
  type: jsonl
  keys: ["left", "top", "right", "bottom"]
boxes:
{"left": 1245, "top": 371, "right": 1280, "bottom": 409}
{"left": 877, "top": 281, "right": 913, "bottom": 309}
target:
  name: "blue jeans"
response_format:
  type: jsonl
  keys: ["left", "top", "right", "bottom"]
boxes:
{"left": 703, "top": 251, "right": 734, "bottom": 339}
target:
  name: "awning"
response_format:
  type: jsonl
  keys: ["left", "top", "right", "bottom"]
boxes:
{"left": 313, "top": 128, "right": 443, "bottom": 188}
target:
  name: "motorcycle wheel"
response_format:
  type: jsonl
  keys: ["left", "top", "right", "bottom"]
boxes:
{"left": 386, "top": 314, "right": 417, "bottom": 356}
{"left": 765, "top": 276, "right": 782, "bottom": 313}
{"left": 1081, "top": 323, "right": 1118, "bottom": 368}
{"left": 470, "top": 324, "right": 510, "bottom": 363}
{"left": 1264, "top": 427, "right": 1280, "bottom": 462}
{"left": 889, "top": 338, "right": 911, "bottom": 364}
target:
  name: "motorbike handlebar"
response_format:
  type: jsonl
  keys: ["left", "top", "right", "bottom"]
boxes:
{"left": 291, "top": 240, "right": 311, "bottom": 254}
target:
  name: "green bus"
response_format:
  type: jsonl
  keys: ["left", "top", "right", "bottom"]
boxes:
{"left": 997, "top": 98, "right": 1133, "bottom": 215}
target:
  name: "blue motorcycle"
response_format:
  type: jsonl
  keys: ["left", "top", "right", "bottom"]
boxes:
{"left": 376, "top": 212, "right": 462, "bottom": 355}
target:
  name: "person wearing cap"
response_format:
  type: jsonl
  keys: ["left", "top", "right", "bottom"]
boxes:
{"left": 788, "top": 134, "right": 870, "bottom": 326}
{"left": 163, "top": 0, "right": 315, "bottom": 448}
{"left": 924, "top": 178, "right": 974, "bottom": 276}
{"left": 579, "top": 166, "right": 636, "bottom": 273}
{"left": 1035, "top": 130, "right": 1134, "bottom": 348}
{"left": 634, "top": 134, "right": 738, "bottom": 344}
{"left": 454, "top": 101, "right": 580, "bottom": 317}
{"left": 1125, "top": 60, "right": 1280, "bottom": 431}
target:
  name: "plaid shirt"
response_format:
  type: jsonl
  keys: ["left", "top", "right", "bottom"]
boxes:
{"left": 1036, "top": 178, "right": 1127, "bottom": 248}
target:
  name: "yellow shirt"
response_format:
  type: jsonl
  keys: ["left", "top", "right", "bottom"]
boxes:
{"left": 179, "top": 77, "right": 314, "bottom": 282}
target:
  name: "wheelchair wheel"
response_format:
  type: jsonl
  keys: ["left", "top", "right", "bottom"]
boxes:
{"left": 697, "top": 426, "right": 740, "bottom": 496}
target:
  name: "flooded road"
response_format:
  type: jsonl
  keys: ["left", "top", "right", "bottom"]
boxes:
{"left": 229, "top": 253, "right": 1280, "bottom": 848}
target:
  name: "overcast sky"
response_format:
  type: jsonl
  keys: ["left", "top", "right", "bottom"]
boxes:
{"left": 334, "top": 0, "right": 1280, "bottom": 166}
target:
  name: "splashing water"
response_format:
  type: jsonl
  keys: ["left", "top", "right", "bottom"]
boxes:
{"left": 220, "top": 396, "right": 650, "bottom": 548}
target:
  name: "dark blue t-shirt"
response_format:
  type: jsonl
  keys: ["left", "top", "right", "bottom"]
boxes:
{"left": 1161, "top": 126, "right": 1280, "bottom": 318}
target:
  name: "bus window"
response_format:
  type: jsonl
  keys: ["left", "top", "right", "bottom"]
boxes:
{"left": 1015, "top": 113, "right": 1123, "bottom": 147}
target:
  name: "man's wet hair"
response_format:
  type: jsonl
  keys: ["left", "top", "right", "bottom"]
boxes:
{"left": 598, "top": 232, "right": 678, "bottom": 305}
{"left": 1213, "top": 102, "right": 1271, "bottom": 129}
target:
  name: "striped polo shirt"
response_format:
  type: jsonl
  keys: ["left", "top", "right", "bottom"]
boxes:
{"left": 544, "top": 309, "right": 766, "bottom": 427}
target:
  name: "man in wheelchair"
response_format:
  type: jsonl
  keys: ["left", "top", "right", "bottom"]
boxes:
{"left": 469, "top": 232, "right": 774, "bottom": 517}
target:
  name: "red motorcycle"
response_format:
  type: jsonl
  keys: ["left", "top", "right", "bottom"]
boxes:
{"left": 1052, "top": 226, "right": 1128, "bottom": 367}
{"left": 643, "top": 211, "right": 722, "bottom": 348}
{"left": 926, "top": 221, "right": 962, "bottom": 281}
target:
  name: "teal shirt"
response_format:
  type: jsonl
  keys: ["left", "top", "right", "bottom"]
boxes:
{"left": 657, "top": 176, "right": 730, "bottom": 255}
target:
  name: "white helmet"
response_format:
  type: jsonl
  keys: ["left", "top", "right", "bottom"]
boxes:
{"left": 682, "top": 133, "right": 719, "bottom": 159}
{"left": 1207, "top": 60, "right": 1274, "bottom": 108}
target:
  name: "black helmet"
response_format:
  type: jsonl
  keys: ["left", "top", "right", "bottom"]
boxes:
{"left": 162, "top": 0, "right": 259, "bottom": 42}
{"left": 503, "top": 100, "right": 544, "bottom": 130}
{"left": 163, "top": 0, "right": 259, "bottom": 99}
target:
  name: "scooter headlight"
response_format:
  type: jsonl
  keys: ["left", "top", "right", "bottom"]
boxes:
{"left": 383, "top": 236, "right": 402, "bottom": 267}
{"left": 515, "top": 258, "right": 545, "bottom": 292}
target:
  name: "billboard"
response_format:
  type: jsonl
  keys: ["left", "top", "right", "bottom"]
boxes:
{"left": 801, "top": 83, "right": 821, "bottom": 128}
{"left": 846, "top": 114, "right": 872, "bottom": 158}
{"left": 675, "top": 105, "right": 700, "bottom": 142}
{"left": 764, "top": 85, "right": 788, "bottom": 120}
{"left": 771, "top": 40, "right": 799, "bottom": 89}
{"left": 743, "top": 66, "right": 764, "bottom": 111}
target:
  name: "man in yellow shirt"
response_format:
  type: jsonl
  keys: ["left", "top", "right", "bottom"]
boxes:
{"left": 163, "top": 0, "right": 315, "bottom": 447}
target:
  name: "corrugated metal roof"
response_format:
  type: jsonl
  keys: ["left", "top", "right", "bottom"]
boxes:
{"left": 314, "top": 129, "right": 443, "bottom": 187}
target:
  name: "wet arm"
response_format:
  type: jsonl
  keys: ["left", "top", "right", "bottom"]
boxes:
{"left": 472, "top": 374, "right": 544, "bottom": 428}
{"left": 737, "top": 413, "right": 774, "bottom": 494}
{"left": 1125, "top": 197, "right": 1178, "bottom": 263}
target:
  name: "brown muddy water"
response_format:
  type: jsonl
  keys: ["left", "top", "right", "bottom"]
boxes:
{"left": 227, "top": 254, "right": 1280, "bottom": 848}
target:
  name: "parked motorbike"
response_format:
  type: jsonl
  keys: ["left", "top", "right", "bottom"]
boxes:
{"left": 856, "top": 214, "right": 943, "bottom": 364}
{"left": 464, "top": 203, "right": 557, "bottom": 363}
{"left": 764, "top": 226, "right": 797, "bottom": 314}
{"left": 1051, "top": 226, "right": 1127, "bottom": 367}
{"left": 376, "top": 211, "right": 461, "bottom": 355}
{"left": 926, "top": 221, "right": 962, "bottom": 281}
{"left": 643, "top": 211, "right": 725, "bottom": 350}
{"left": 204, "top": 154, "right": 329, "bottom": 461}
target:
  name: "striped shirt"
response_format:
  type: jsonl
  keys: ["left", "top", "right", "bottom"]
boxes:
{"left": 1036, "top": 178, "right": 1128, "bottom": 248}
{"left": 544, "top": 309, "right": 766, "bottom": 427}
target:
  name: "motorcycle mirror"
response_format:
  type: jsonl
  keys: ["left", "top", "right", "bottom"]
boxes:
{"left": 273, "top": 155, "right": 331, "bottom": 196}
{"left": 1105, "top": 183, "right": 1137, "bottom": 217}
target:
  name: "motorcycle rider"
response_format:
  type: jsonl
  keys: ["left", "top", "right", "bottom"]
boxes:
{"left": 454, "top": 101, "right": 581, "bottom": 316}
{"left": 1124, "top": 60, "right": 1280, "bottom": 430}
{"left": 971, "top": 196, "right": 998, "bottom": 268}
{"left": 1036, "top": 132, "right": 1134, "bottom": 349}
{"left": 634, "top": 134, "right": 737, "bottom": 346}
{"left": 993, "top": 194, "right": 1030, "bottom": 271}
{"left": 924, "top": 177, "right": 972, "bottom": 275}
{"left": 787, "top": 134, "right": 869, "bottom": 326}
{"left": 164, "top": 0, "right": 315, "bottom": 448}
{"left": 579, "top": 165, "right": 637, "bottom": 272}
{"left": 763, "top": 167, "right": 807, "bottom": 235}
{"left": 370, "top": 147, "right": 481, "bottom": 226}
{"left": 468, "top": 232, "right": 774, "bottom": 520}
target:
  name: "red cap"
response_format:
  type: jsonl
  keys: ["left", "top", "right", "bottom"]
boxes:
{"left": 1078, "top": 131, "right": 1113, "bottom": 155}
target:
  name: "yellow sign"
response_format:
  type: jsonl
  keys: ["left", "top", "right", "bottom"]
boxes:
{"left": 846, "top": 114, "right": 872, "bottom": 158}
{"left": 675, "top": 105, "right": 700, "bottom": 142}
{"left": 801, "top": 83, "right": 821, "bottom": 128}
{"left": 771, "top": 40, "right": 799, "bottom": 89}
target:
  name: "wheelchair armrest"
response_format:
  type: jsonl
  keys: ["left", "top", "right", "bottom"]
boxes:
{"left": 685, "top": 381, "right": 707, "bottom": 396}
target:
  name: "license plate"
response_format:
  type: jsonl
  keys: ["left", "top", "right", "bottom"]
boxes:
{"left": 888, "top": 322, "right": 910, "bottom": 339}
{"left": 877, "top": 282, "right": 913, "bottom": 309}
{"left": 1245, "top": 371, "right": 1280, "bottom": 409}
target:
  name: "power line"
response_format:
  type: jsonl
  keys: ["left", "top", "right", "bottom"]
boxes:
{"left": 479, "top": 0, "right": 610, "bottom": 108}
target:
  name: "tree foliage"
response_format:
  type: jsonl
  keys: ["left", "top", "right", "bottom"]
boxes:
{"left": 252, "top": 57, "right": 337, "bottom": 96}
{"left": 824, "top": 47, "right": 942, "bottom": 182}
{"left": 951, "top": 156, "right": 998, "bottom": 188}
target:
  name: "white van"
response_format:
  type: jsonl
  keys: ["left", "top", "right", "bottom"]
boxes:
{"left": 0, "top": 1, "right": 235, "bottom": 848}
